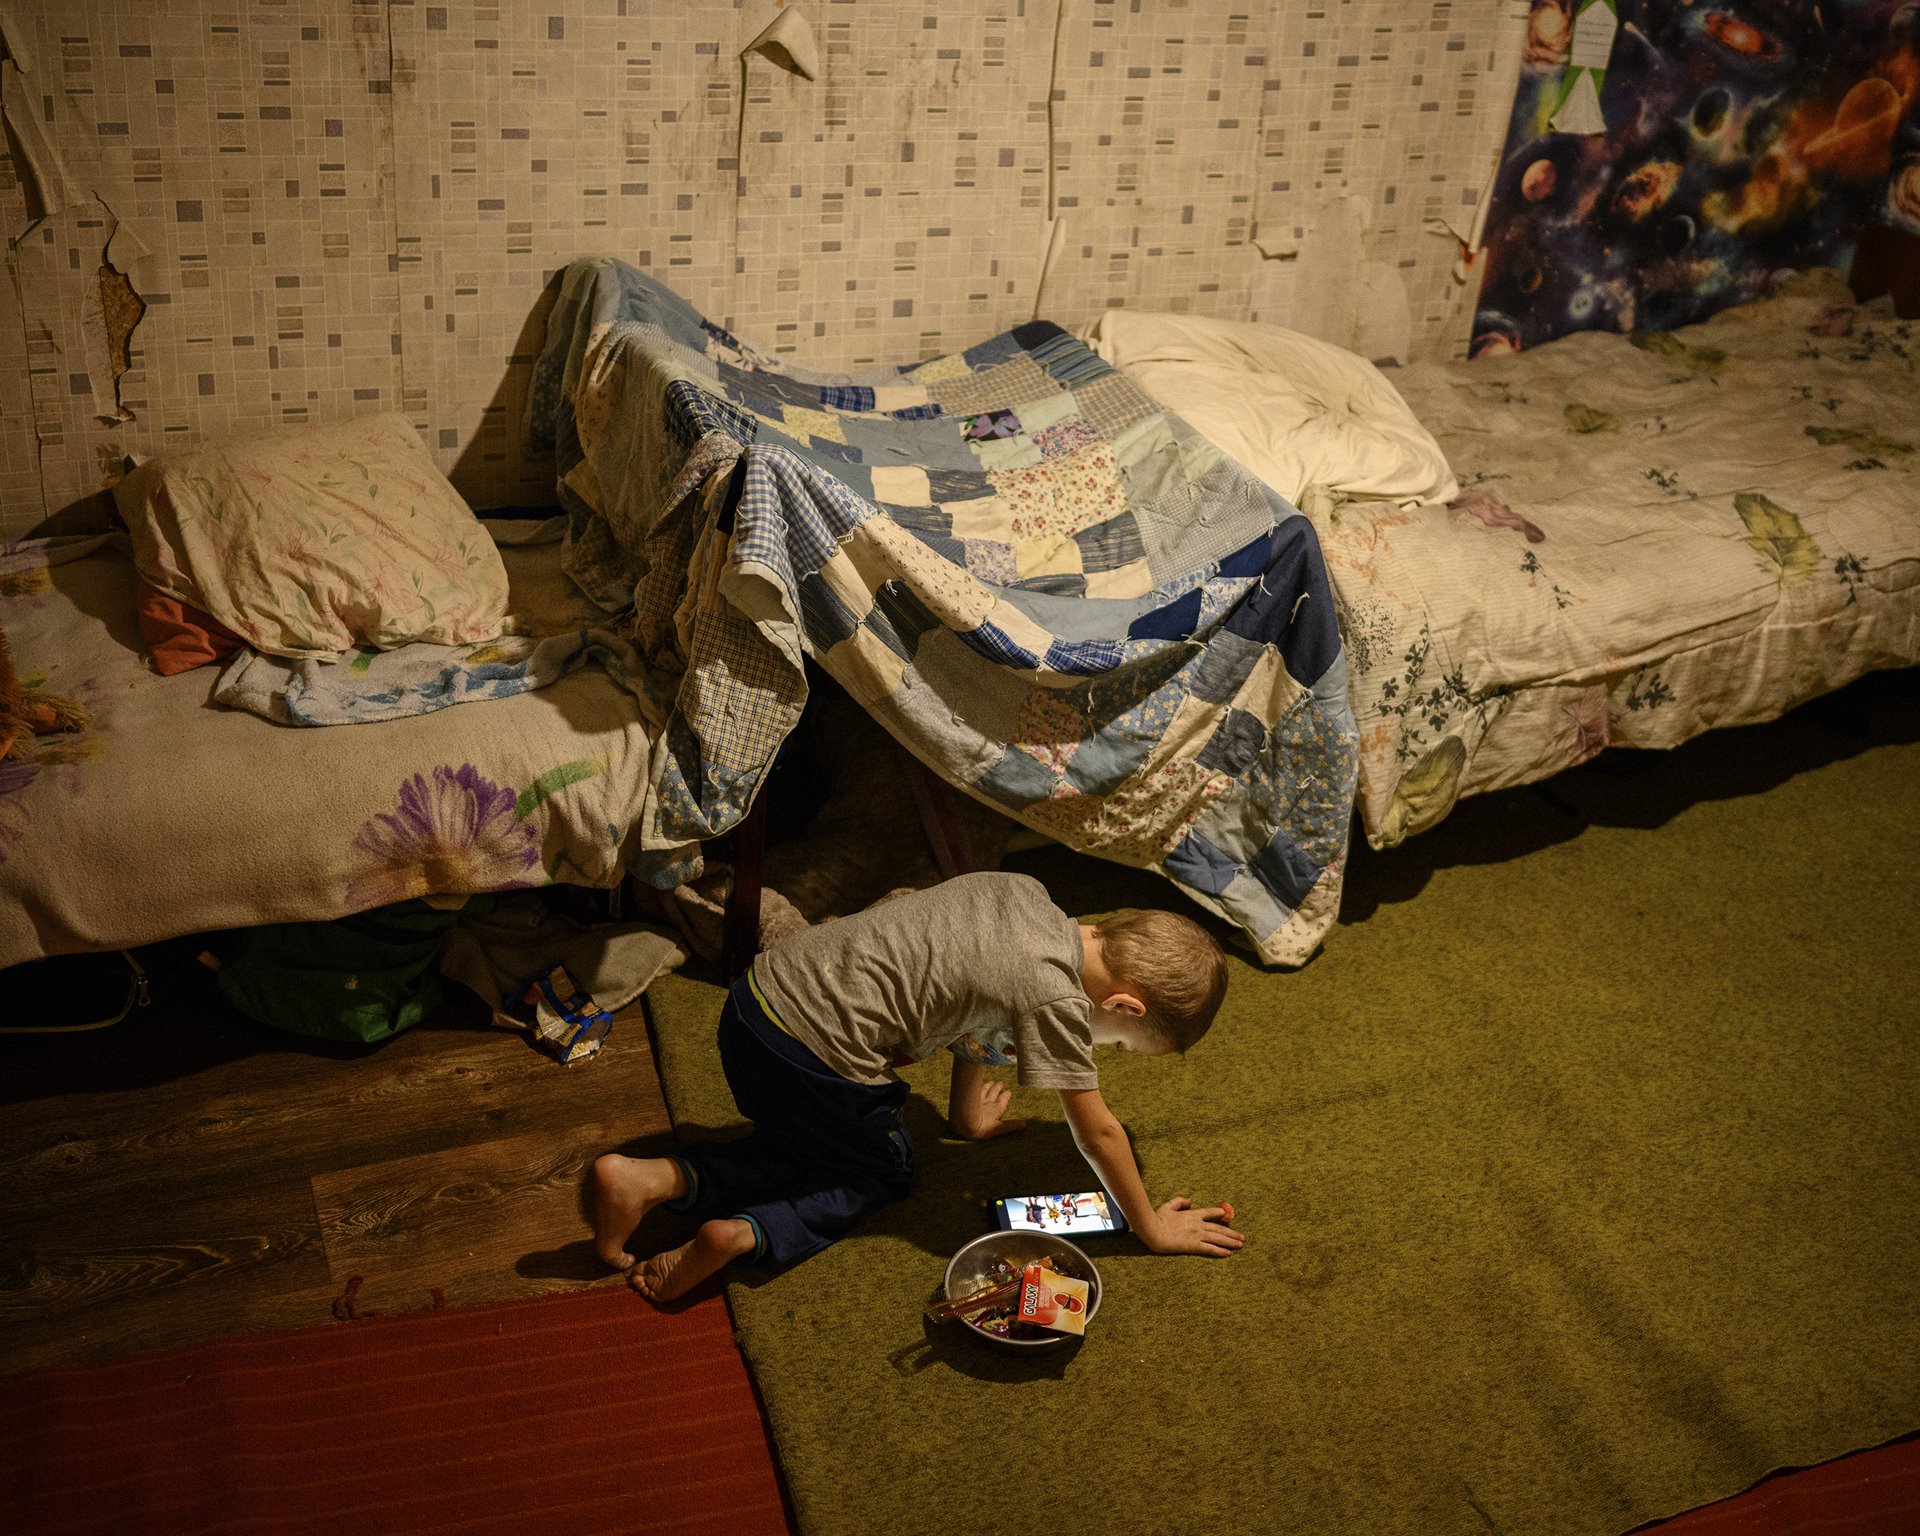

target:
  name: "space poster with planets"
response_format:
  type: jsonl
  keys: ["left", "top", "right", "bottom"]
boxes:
{"left": 1473, "top": 0, "right": 1920, "bottom": 355}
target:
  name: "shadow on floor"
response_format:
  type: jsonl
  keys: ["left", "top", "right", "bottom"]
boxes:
{"left": 1006, "top": 667, "right": 1916, "bottom": 946}
{"left": 1345, "top": 664, "right": 1917, "bottom": 925}
{"left": 0, "top": 973, "right": 504, "bottom": 1106}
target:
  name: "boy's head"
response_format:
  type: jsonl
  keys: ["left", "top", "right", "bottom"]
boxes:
{"left": 1084, "top": 909, "right": 1227, "bottom": 1053}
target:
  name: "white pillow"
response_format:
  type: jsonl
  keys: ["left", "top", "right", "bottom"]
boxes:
{"left": 115, "top": 412, "right": 509, "bottom": 659}
{"left": 1083, "top": 310, "right": 1459, "bottom": 507}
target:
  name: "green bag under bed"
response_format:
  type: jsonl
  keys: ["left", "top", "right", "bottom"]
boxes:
{"left": 216, "top": 898, "right": 480, "bottom": 1045}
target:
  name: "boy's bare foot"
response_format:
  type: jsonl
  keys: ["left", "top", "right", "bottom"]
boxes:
{"left": 591, "top": 1154, "right": 688, "bottom": 1269}
{"left": 629, "top": 1218, "right": 757, "bottom": 1304}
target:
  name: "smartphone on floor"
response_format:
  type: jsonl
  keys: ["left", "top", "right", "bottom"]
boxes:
{"left": 989, "top": 1190, "right": 1129, "bottom": 1236}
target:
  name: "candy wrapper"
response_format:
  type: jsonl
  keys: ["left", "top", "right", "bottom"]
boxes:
{"left": 1016, "top": 1260, "right": 1091, "bottom": 1336}
{"left": 522, "top": 964, "right": 614, "bottom": 1064}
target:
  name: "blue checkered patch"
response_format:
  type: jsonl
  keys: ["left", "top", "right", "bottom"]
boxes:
{"left": 819, "top": 384, "right": 876, "bottom": 412}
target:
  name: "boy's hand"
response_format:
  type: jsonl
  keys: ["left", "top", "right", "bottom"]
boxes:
{"left": 1141, "top": 1196, "right": 1245, "bottom": 1257}
{"left": 949, "top": 1076, "right": 1028, "bottom": 1141}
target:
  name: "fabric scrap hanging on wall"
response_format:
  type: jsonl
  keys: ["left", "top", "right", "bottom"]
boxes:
{"left": 79, "top": 200, "right": 149, "bottom": 424}
{"left": 1475, "top": 0, "right": 1920, "bottom": 354}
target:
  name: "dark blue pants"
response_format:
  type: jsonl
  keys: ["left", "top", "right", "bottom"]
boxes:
{"left": 670, "top": 974, "right": 915, "bottom": 1266}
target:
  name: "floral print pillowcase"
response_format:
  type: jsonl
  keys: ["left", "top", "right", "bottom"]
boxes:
{"left": 113, "top": 411, "right": 510, "bottom": 660}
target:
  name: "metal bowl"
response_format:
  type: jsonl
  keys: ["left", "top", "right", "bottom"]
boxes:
{"left": 941, "top": 1230, "right": 1103, "bottom": 1349}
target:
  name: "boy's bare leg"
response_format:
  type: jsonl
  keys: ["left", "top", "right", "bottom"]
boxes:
{"left": 629, "top": 1218, "right": 758, "bottom": 1304}
{"left": 592, "top": 1154, "right": 690, "bottom": 1269}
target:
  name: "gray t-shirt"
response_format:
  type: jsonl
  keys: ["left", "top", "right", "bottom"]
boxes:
{"left": 752, "top": 872, "right": 1098, "bottom": 1091}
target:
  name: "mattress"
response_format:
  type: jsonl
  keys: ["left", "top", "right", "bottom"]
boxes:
{"left": 1116, "top": 272, "right": 1920, "bottom": 846}
{"left": 0, "top": 536, "right": 664, "bottom": 969}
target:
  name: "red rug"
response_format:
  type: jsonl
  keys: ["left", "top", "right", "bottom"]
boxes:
{"left": 1647, "top": 1436, "right": 1920, "bottom": 1535}
{"left": 2, "top": 1285, "right": 790, "bottom": 1536}
{"left": 8, "top": 1279, "right": 1911, "bottom": 1536}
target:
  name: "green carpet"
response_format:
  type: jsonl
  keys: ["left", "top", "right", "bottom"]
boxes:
{"left": 646, "top": 671, "right": 1920, "bottom": 1536}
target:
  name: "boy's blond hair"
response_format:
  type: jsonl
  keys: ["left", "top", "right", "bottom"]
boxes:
{"left": 1092, "top": 909, "right": 1227, "bottom": 1050}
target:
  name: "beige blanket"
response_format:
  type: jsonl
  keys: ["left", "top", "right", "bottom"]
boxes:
{"left": 1347, "top": 273, "right": 1919, "bottom": 843}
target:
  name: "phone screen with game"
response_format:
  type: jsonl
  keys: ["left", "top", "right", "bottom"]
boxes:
{"left": 989, "top": 1190, "right": 1129, "bottom": 1236}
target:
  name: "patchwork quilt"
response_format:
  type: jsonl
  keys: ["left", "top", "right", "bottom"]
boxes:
{"left": 530, "top": 259, "right": 1359, "bottom": 965}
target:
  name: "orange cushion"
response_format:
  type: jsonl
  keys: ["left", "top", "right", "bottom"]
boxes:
{"left": 134, "top": 578, "right": 245, "bottom": 677}
{"left": 0, "top": 622, "right": 21, "bottom": 759}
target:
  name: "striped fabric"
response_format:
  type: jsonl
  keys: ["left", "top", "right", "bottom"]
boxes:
{"left": 3, "top": 1286, "right": 789, "bottom": 1536}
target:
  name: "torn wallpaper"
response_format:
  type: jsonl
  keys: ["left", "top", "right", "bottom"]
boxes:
{"left": 0, "top": 2, "right": 1530, "bottom": 539}
{"left": 1474, "top": 0, "right": 1920, "bottom": 354}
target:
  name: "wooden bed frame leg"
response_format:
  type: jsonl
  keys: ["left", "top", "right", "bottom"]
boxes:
{"left": 723, "top": 785, "right": 770, "bottom": 978}
{"left": 906, "top": 758, "right": 977, "bottom": 879}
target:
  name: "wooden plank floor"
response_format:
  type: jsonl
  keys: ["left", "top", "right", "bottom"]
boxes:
{"left": 0, "top": 979, "right": 680, "bottom": 1377}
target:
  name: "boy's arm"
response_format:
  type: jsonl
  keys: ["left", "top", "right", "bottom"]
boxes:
{"left": 948, "top": 1054, "right": 1028, "bottom": 1140}
{"left": 1058, "top": 1087, "right": 1244, "bottom": 1258}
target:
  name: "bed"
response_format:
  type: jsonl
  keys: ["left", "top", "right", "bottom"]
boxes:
{"left": 1092, "top": 270, "right": 1920, "bottom": 847}
{"left": 0, "top": 531, "right": 665, "bottom": 971}
{"left": 8, "top": 268, "right": 1906, "bottom": 976}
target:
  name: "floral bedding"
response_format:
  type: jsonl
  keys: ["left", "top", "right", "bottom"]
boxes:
{"left": 1324, "top": 271, "right": 1920, "bottom": 845}
{"left": 0, "top": 536, "right": 663, "bottom": 969}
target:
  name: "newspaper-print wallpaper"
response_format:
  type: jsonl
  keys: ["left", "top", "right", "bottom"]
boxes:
{"left": 0, "top": 1, "right": 1530, "bottom": 536}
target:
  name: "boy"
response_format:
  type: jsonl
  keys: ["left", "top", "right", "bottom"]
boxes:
{"left": 593, "top": 870, "right": 1245, "bottom": 1302}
